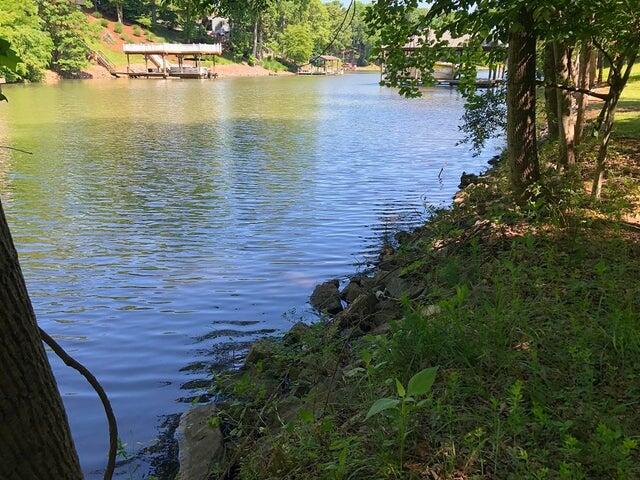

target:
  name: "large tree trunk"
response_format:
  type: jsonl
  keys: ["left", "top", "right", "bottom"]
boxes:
{"left": 506, "top": 7, "right": 540, "bottom": 197}
{"left": 575, "top": 42, "right": 593, "bottom": 145}
{"left": 0, "top": 200, "right": 82, "bottom": 479}
{"left": 543, "top": 43, "right": 559, "bottom": 140}
{"left": 554, "top": 43, "right": 577, "bottom": 166}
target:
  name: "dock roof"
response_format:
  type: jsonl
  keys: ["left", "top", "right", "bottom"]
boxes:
{"left": 122, "top": 43, "right": 222, "bottom": 55}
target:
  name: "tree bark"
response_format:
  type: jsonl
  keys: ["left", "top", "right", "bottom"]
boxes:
{"left": 543, "top": 43, "right": 559, "bottom": 140}
{"left": 252, "top": 17, "right": 259, "bottom": 58}
{"left": 0, "top": 199, "right": 82, "bottom": 479}
{"left": 116, "top": 4, "right": 123, "bottom": 24}
{"left": 592, "top": 51, "right": 638, "bottom": 198}
{"left": 506, "top": 7, "right": 540, "bottom": 197}
{"left": 554, "top": 43, "right": 577, "bottom": 166}
{"left": 575, "top": 42, "right": 593, "bottom": 145}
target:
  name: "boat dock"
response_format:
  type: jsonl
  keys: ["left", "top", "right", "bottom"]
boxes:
{"left": 117, "top": 43, "right": 222, "bottom": 79}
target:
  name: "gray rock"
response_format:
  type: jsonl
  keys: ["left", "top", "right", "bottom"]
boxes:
{"left": 384, "top": 273, "right": 425, "bottom": 299}
{"left": 334, "top": 293, "right": 379, "bottom": 330}
{"left": 283, "top": 322, "right": 310, "bottom": 345}
{"left": 340, "top": 278, "right": 367, "bottom": 304}
{"left": 459, "top": 171, "right": 480, "bottom": 189}
{"left": 176, "top": 404, "right": 224, "bottom": 480}
{"left": 310, "top": 279, "right": 343, "bottom": 315}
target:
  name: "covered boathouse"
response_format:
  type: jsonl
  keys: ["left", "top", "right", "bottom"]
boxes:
{"left": 121, "top": 43, "right": 223, "bottom": 79}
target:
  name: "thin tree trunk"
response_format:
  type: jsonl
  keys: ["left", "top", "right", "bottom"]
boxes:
{"left": 575, "top": 42, "right": 593, "bottom": 145}
{"left": 555, "top": 43, "right": 577, "bottom": 166}
{"left": 150, "top": 0, "right": 157, "bottom": 25}
{"left": 116, "top": 4, "right": 123, "bottom": 24}
{"left": 252, "top": 18, "right": 259, "bottom": 58}
{"left": 588, "top": 50, "right": 597, "bottom": 88}
{"left": 597, "top": 51, "right": 604, "bottom": 85}
{"left": 543, "top": 43, "right": 559, "bottom": 140}
{"left": 592, "top": 52, "right": 638, "bottom": 198}
{"left": 0, "top": 199, "right": 82, "bottom": 480}
{"left": 506, "top": 7, "right": 540, "bottom": 197}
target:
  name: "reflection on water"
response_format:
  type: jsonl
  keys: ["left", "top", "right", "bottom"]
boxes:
{"left": 0, "top": 74, "right": 500, "bottom": 478}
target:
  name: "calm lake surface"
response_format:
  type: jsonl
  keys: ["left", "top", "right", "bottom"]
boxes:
{"left": 0, "top": 74, "right": 500, "bottom": 478}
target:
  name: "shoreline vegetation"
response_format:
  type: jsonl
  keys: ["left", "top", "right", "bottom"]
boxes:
{"left": 183, "top": 129, "right": 640, "bottom": 479}
{"left": 167, "top": 64, "right": 640, "bottom": 478}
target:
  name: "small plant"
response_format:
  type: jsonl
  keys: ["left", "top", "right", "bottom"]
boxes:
{"left": 114, "top": 22, "right": 123, "bottom": 34}
{"left": 99, "top": 18, "right": 109, "bottom": 28}
{"left": 132, "top": 25, "right": 142, "bottom": 37}
{"left": 93, "top": 11, "right": 102, "bottom": 19}
{"left": 366, "top": 366, "right": 438, "bottom": 469}
{"left": 136, "top": 15, "right": 152, "bottom": 29}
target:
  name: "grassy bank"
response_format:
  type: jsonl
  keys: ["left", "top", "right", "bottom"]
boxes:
{"left": 203, "top": 83, "right": 640, "bottom": 479}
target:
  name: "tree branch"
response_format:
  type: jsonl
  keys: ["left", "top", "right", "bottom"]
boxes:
{"left": 39, "top": 328, "right": 118, "bottom": 480}
{"left": 536, "top": 81, "right": 610, "bottom": 101}
{"left": 592, "top": 37, "right": 621, "bottom": 77}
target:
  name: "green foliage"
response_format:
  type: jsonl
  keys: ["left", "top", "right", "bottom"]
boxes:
{"left": 0, "top": 0, "right": 53, "bottom": 82}
{"left": 99, "top": 18, "right": 109, "bottom": 28}
{"left": 93, "top": 11, "right": 102, "bottom": 19}
{"left": 136, "top": 15, "right": 152, "bottom": 29}
{"left": 38, "top": 0, "right": 93, "bottom": 75}
{"left": 132, "top": 25, "right": 142, "bottom": 37}
{"left": 113, "top": 22, "right": 123, "bottom": 34}
{"left": 278, "top": 23, "right": 314, "bottom": 66}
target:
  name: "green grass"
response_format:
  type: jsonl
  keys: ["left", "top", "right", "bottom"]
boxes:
{"left": 615, "top": 70, "right": 640, "bottom": 138}
{"left": 261, "top": 58, "right": 289, "bottom": 72}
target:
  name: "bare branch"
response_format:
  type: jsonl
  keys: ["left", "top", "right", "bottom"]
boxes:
{"left": 536, "top": 81, "right": 610, "bottom": 101}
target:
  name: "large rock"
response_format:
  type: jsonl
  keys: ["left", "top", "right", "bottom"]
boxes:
{"left": 384, "top": 272, "right": 425, "bottom": 299}
{"left": 340, "top": 278, "right": 367, "bottom": 304}
{"left": 333, "top": 292, "right": 379, "bottom": 330}
{"left": 176, "top": 404, "right": 224, "bottom": 480}
{"left": 283, "top": 322, "right": 310, "bottom": 345}
{"left": 310, "top": 279, "right": 343, "bottom": 315}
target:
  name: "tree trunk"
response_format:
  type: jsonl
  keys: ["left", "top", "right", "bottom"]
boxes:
{"left": 575, "top": 42, "right": 593, "bottom": 145}
{"left": 150, "top": 0, "right": 157, "bottom": 25}
{"left": 543, "top": 43, "right": 559, "bottom": 140}
{"left": 592, "top": 52, "right": 638, "bottom": 198}
{"left": 506, "top": 7, "right": 540, "bottom": 197}
{"left": 597, "top": 52, "right": 604, "bottom": 85}
{"left": 0, "top": 199, "right": 82, "bottom": 480}
{"left": 554, "top": 43, "right": 577, "bottom": 166}
{"left": 252, "top": 18, "right": 259, "bottom": 58}
{"left": 116, "top": 4, "right": 123, "bottom": 24}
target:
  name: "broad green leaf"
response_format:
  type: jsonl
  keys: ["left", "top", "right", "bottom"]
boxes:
{"left": 407, "top": 366, "right": 438, "bottom": 397}
{"left": 366, "top": 398, "right": 400, "bottom": 420}
{"left": 395, "top": 378, "right": 406, "bottom": 397}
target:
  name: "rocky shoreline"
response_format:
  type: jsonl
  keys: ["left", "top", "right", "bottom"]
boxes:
{"left": 171, "top": 155, "right": 501, "bottom": 479}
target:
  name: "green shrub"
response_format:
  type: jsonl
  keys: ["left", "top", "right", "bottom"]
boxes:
{"left": 114, "top": 22, "right": 123, "bottom": 34}
{"left": 93, "top": 11, "right": 102, "bottom": 19}
{"left": 99, "top": 18, "right": 109, "bottom": 28}
{"left": 136, "top": 15, "right": 152, "bottom": 28}
{"left": 132, "top": 25, "right": 142, "bottom": 37}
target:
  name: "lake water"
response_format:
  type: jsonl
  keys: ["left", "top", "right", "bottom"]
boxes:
{"left": 0, "top": 74, "right": 500, "bottom": 478}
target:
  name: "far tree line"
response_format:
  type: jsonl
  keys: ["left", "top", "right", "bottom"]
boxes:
{"left": 0, "top": 0, "right": 378, "bottom": 83}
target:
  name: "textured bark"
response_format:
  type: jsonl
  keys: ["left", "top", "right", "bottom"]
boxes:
{"left": 0, "top": 199, "right": 82, "bottom": 480}
{"left": 506, "top": 8, "right": 540, "bottom": 197}
{"left": 543, "top": 43, "right": 559, "bottom": 140}
{"left": 116, "top": 4, "right": 123, "bottom": 24}
{"left": 554, "top": 43, "right": 577, "bottom": 166}
{"left": 575, "top": 42, "right": 593, "bottom": 145}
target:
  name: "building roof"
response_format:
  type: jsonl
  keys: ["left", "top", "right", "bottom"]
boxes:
{"left": 318, "top": 55, "right": 340, "bottom": 61}
{"left": 123, "top": 43, "right": 222, "bottom": 55}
